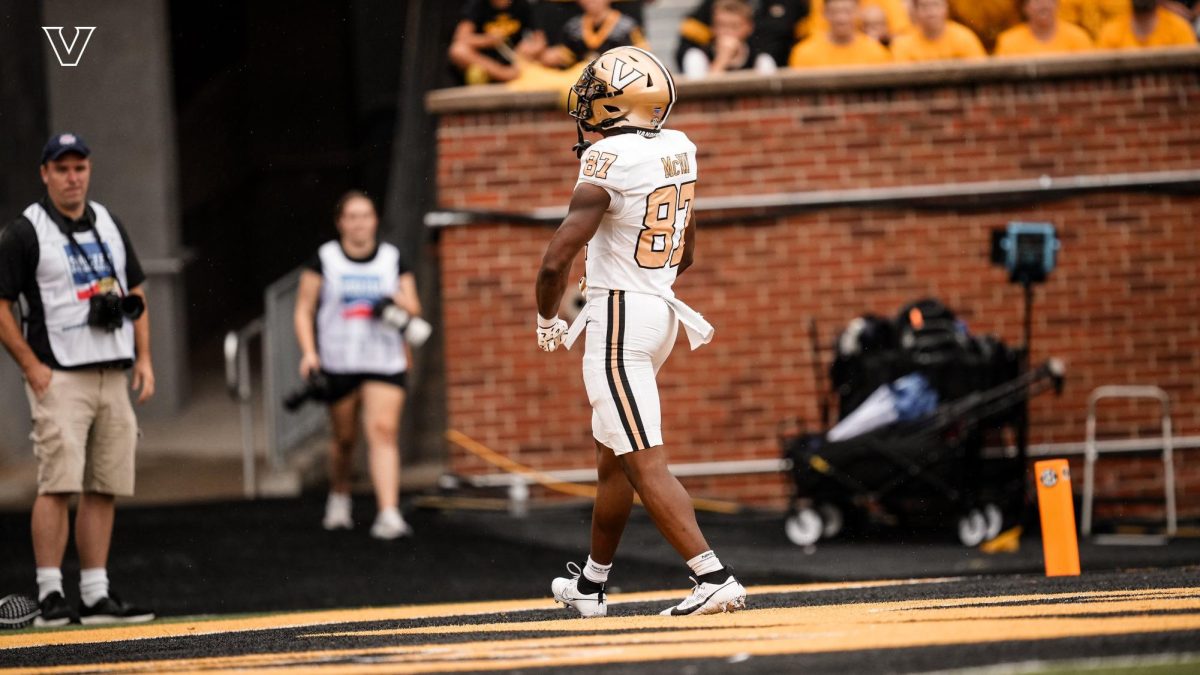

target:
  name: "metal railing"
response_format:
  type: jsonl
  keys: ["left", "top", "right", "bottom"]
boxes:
{"left": 224, "top": 318, "right": 263, "bottom": 498}
{"left": 456, "top": 435, "right": 1200, "bottom": 492}
{"left": 425, "top": 169, "right": 1200, "bottom": 228}
{"left": 222, "top": 267, "right": 328, "bottom": 497}
{"left": 262, "top": 269, "right": 326, "bottom": 465}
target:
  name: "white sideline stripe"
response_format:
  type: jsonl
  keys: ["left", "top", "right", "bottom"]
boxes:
{"left": 1025, "top": 435, "right": 1200, "bottom": 456}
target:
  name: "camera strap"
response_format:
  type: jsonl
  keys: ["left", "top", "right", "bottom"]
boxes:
{"left": 63, "top": 224, "right": 127, "bottom": 297}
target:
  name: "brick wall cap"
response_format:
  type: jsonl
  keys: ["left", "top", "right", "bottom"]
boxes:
{"left": 427, "top": 48, "right": 1200, "bottom": 115}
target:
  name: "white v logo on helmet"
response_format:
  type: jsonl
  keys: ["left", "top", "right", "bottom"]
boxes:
{"left": 609, "top": 58, "right": 643, "bottom": 90}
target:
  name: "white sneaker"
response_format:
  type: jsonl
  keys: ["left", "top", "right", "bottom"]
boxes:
{"left": 551, "top": 562, "right": 607, "bottom": 618}
{"left": 322, "top": 492, "right": 353, "bottom": 530}
{"left": 660, "top": 574, "right": 746, "bottom": 616}
{"left": 370, "top": 508, "right": 412, "bottom": 540}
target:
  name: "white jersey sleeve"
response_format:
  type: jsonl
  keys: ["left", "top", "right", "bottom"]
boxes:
{"left": 575, "top": 130, "right": 698, "bottom": 299}
{"left": 575, "top": 142, "right": 631, "bottom": 215}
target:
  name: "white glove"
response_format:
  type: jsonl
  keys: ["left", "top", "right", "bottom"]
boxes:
{"left": 537, "top": 314, "right": 568, "bottom": 352}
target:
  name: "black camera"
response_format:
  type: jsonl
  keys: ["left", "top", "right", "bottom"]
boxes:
{"left": 87, "top": 292, "right": 145, "bottom": 331}
{"left": 283, "top": 372, "right": 331, "bottom": 411}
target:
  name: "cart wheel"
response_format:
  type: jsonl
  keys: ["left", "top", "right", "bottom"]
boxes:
{"left": 983, "top": 503, "right": 1003, "bottom": 542}
{"left": 785, "top": 508, "right": 824, "bottom": 547}
{"left": 819, "top": 503, "right": 844, "bottom": 539}
{"left": 957, "top": 509, "right": 988, "bottom": 547}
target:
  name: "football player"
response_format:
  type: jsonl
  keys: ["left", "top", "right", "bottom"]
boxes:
{"left": 534, "top": 46, "right": 746, "bottom": 617}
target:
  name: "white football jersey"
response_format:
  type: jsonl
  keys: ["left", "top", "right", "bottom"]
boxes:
{"left": 575, "top": 129, "right": 698, "bottom": 299}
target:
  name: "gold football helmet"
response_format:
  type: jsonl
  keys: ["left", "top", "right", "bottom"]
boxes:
{"left": 568, "top": 46, "right": 676, "bottom": 156}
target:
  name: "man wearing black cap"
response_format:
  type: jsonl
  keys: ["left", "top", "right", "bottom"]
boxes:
{"left": 0, "top": 134, "right": 155, "bottom": 626}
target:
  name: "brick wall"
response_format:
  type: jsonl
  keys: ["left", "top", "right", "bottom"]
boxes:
{"left": 431, "top": 52, "right": 1200, "bottom": 519}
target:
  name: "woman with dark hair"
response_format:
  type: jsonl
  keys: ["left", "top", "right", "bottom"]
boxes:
{"left": 293, "top": 191, "right": 422, "bottom": 539}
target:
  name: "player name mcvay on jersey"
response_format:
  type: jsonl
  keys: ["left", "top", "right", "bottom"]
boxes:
{"left": 662, "top": 153, "right": 691, "bottom": 179}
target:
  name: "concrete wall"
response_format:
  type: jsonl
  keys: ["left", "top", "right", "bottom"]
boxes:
{"left": 40, "top": 0, "right": 189, "bottom": 416}
{"left": 0, "top": 0, "right": 50, "bottom": 459}
{"left": 429, "top": 51, "right": 1200, "bottom": 516}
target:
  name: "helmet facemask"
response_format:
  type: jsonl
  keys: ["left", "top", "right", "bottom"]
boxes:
{"left": 569, "top": 63, "right": 621, "bottom": 157}
{"left": 569, "top": 64, "right": 627, "bottom": 132}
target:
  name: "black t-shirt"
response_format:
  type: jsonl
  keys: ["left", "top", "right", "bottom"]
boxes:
{"left": 536, "top": 0, "right": 646, "bottom": 37}
{"left": 554, "top": 11, "right": 645, "bottom": 66}
{"left": 690, "top": 40, "right": 771, "bottom": 72}
{"left": 676, "top": 0, "right": 811, "bottom": 68}
{"left": 462, "top": 0, "right": 536, "bottom": 64}
{"left": 754, "top": 0, "right": 811, "bottom": 65}
{"left": 0, "top": 198, "right": 147, "bottom": 370}
{"left": 304, "top": 241, "right": 410, "bottom": 277}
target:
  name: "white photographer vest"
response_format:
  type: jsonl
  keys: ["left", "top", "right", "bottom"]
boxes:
{"left": 315, "top": 241, "right": 406, "bottom": 375}
{"left": 22, "top": 201, "right": 135, "bottom": 367}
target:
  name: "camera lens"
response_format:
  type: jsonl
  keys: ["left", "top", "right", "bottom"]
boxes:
{"left": 120, "top": 294, "right": 146, "bottom": 320}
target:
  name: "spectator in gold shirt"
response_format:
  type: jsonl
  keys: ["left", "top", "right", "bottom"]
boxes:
{"left": 860, "top": 4, "right": 898, "bottom": 45}
{"left": 892, "top": 0, "right": 989, "bottom": 60}
{"left": 800, "top": 0, "right": 913, "bottom": 42}
{"left": 790, "top": 0, "right": 893, "bottom": 66}
{"left": 995, "top": 0, "right": 1095, "bottom": 55}
{"left": 1096, "top": 0, "right": 1198, "bottom": 47}
{"left": 947, "top": 0, "right": 1024, "bottom": 51}
{"left": 1058, "top": 0, "right": 1131, "bottom": 38}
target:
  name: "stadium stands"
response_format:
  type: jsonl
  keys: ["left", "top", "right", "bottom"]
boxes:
{"left": 448, "top": 0, "right": 1199, "bottom": 87}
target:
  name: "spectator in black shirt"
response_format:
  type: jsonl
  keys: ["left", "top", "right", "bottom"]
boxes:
{"left": 680, "top": 0, "right": 778, "bottom": 77}
{"left": 535, "top": 0, "right": 649, "bottom": 41}
{"left": 449, "top": 0, "right": 545, "bottom": 84}
{"left": 542, "top": 0, "right": 649, "bottom": 68}
{"left": 677, "top": 0, "right": 810, "bottom": 69}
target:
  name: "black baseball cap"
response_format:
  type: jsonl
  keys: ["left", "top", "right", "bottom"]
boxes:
{"left": 41, "top": 132, "right": 91, "bottom": 164}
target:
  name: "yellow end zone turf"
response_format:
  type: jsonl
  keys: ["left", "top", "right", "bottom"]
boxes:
{"left": 0, "top": 577, "right": 957, "bottom": 650}
{"left": 1, "top": 579, "right": 1198, "bottom": 674}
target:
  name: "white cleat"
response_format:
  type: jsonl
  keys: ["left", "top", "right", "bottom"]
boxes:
{"left": 660, "top": 575, "right": 746, "bottom": 616}
{"left": 551, "top": 562, "right": 607, "bottom": 618}
{"left": 369, "top": 509, "right": 413, "bottom": 540}
{"left": 322, "top": 492, "right": 353, "bottom": 531}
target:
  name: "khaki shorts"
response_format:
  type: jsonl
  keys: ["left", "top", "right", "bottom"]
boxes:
{"left": 25, "top": 369, "right": 139, "bottom": 496}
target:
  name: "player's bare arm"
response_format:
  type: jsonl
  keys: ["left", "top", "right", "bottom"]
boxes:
{"left": 534, "top": 183, "right": 609, "bottom": 351}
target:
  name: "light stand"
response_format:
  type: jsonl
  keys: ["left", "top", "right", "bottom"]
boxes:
{"left": 1003, "top": 222, "right": 1060, "bottom": 351}
{"left": 992, "top": 222, "right": 1061, "bottom": 526}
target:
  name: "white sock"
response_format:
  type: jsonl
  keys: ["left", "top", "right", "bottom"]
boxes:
{"left": 327, "top": 492, "right": 351, "bottom": 509}
{"left": 582, "top": 556, "right": 612, "bottom": 585}
{"left": 377, "top": 507, "right": 402, "bottom": 522}
{"left": 36, "top": 567, "right": 63, "bottom": 602}
{"left": 686, "top": 550, "right": 724, "bottom": 577}
{"left": 80, "top": 568, "right": 110, "bottom": 607}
